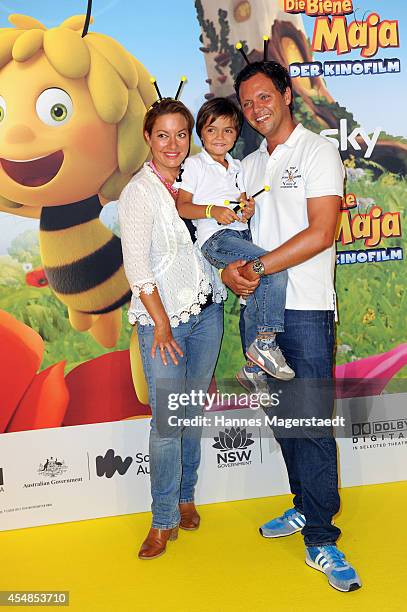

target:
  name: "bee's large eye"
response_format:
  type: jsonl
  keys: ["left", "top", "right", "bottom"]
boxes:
{"left": 36, "top": 88, "right": 73, "bottom": 126}
{"left": 0, "top": 96, "right": 6, "bottom": 122}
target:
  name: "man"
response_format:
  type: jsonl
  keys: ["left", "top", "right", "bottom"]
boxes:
{"left": 222, "top": 61, "right": 361, "bottom": 592}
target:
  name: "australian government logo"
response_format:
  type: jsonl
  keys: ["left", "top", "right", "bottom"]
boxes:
{"left": 38, "top": 457, "right": 67, "bottom": 478}
{"left": 281, "top": 166, "right": 302, "bottom": 189}
{"left": 213, "top": 427, "right": 255, "bottom": 468}
{"left": 23, "top": 457, "right": 83, "bottom": 489}
{"left": 352, "top": 419, "right": 407, "bottom": 451}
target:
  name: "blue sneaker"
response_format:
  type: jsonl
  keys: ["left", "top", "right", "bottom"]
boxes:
{"left": 306, "top": 545, "right": 362, "bottom": 592}
{"left": 259, "top": 508, "right": 306, "bottom": 538}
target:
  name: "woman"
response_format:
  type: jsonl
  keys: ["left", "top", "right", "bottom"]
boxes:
{"left": 118, "top": 99, "right": 226, "bottom": 560}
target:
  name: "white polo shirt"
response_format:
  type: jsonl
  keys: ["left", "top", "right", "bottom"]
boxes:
{"left": 179, "top": 149, "right": 247, "bottom": 248}
{"left": 242, "top": 123, "right": 344, "bottom": 311}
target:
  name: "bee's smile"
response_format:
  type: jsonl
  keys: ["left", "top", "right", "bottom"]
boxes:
{"left": 0, "top": 150, "right": 64, "bottom": 187}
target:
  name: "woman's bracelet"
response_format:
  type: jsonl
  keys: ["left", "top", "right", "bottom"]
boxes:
{"left": 205, "top": 204, "right": 214, "bottom": 218}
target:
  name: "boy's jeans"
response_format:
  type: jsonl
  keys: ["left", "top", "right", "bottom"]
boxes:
{"left": 202, "top": 229, "right": 287, "bottom": 334}
{"left": 137, "top": 302, "right": 223, "bottom": 530}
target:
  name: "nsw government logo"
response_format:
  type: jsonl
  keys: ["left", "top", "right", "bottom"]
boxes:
{"left": 281, "top": 166, "right": 301, "bottom": 188}
{"left": 212, "top": 427, "right": 254, "bottom": 468}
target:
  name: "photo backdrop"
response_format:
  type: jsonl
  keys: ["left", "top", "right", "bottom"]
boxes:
{"left": 0, "top": 0, "right": 406, "bottom": 530}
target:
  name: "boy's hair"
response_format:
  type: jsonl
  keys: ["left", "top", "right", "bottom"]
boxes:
{"left": 196, "top": 97, "right": 243, "bottom": 140}
{"left": 144, "top": 99, "right": 195, "bottom": 137}
{"left": 234, "top": 61, "right": 294, "bottom": 117}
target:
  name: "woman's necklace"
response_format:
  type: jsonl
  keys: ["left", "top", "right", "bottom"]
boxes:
{"left": 148, "top": 160, "right": 179, "bottom": 201}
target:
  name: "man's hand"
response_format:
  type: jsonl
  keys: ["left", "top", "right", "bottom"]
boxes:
{"left": 239, "top": 260, "right": 260, "bottom": 282}
{"left": 222, "top": 260, "right": 259, "bottom": 296}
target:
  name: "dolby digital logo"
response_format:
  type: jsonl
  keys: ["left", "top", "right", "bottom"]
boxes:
{"left": 352, "top": 419, "right": 407, "bottom": 439}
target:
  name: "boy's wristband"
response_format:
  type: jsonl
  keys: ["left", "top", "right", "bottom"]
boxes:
{"left": 205, "top": 204, "right": 214, "bottom": 218}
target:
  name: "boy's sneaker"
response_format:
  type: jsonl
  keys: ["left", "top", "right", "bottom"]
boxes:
{"left": 236, "top": 365, "right": 269, "bottom": 394}
{"left": 306, "top": 545, "right": 362, "bottom": 592}
{"left": 259, "top": 508, "right": 306, "bottom": 538}
{"left": 246, "top": 338, "right": 295, "bottom": 381}
{"left": 236, "top": 366, "right": 276, "bottom": 407}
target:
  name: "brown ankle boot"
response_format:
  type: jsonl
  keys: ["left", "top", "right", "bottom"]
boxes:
{"left": 138, "top": 526, "right": 178, "bottom": 560}
{"left": 179, "top": 502, "right": 200, "bottom": 530}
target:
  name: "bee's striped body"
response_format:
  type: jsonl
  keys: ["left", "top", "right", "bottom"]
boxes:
{"left": 39, "top": 196, "right": 131, "bottom": 315}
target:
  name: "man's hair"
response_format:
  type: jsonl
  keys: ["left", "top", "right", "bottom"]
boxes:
{"left": 234, "top": 61, "right": 294, "bottom": 117}
{"left": 144, "top": 99, "right": 195, "bottom": 137}
{"left": 196, "top": 97, "right": 243, "bottom": 140}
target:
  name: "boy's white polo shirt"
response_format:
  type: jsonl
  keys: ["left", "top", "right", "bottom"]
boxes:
{"left": 242, "top": 123, "right": 344, "bottom": 311}
{"left": 179, "top": 149, "right": 247, "bottom": 247}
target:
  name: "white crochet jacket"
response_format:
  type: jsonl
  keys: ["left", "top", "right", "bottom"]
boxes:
{"left": 118, "top": 163, "right": 227, "bottom": 327}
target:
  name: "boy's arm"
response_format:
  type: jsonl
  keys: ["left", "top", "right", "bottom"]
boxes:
{"left": 176, "top": 188, "right": 207, "bottom": 219}
{"left": 176, "top": 189, "right": 240, "bottom": 225}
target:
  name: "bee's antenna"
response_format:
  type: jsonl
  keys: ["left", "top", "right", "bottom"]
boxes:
{"left": 235, "top": 42, "right": 250, "bottom": 65}
{"left": 82, "top": 0, "right": 93, "bottom": 37}
{"left": 150, "top": 77, "right": 163, "bottom": 101}
{"left": 174, "top": 76, "right": 187, "bottom": 101}
{"left": 263, "top": 35, "right": 269, "bottom": 61}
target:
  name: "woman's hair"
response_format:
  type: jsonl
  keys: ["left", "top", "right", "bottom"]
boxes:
{"left": 196, "top": 97, "right": 243, "bottom": 141}
{"left": 143, "top": 99, "right": 195, "bottom": 137}
{"left": 0, "top": 13, "right": 158, "bottom": 201}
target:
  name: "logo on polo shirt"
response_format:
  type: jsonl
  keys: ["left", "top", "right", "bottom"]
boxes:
{"left": 281, "top": 166, "right": 302, "bottom": 188}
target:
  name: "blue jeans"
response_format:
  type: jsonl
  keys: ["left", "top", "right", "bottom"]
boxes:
{"left": 202, "top": 229, "right": 287, "bottom": 334}
{"left": 137, "top": 302, "right": 224, "bottom": 529}
{"left": 241, "top": 306, "right": 341, "bottom": 546}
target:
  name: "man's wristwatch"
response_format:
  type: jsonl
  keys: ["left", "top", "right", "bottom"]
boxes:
{"left": 252, "top": 258, "right": 265, "bottom": 276}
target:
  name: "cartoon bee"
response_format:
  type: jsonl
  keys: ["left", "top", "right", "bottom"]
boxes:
{"left": 0, "top": 12, "right": 157, "bottom": 401}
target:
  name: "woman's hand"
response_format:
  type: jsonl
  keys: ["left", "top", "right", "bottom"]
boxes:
{"left": 211, "top": 205, "right": 240, "bottom": 225}
{"left": 152, "top": 319, "right": 184, "bottom": 366}
{"left": 240, "top": 197, "right": 255, "bottom": 223}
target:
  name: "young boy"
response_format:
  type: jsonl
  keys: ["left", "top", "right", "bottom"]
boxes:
{"left": 177, "top": 97, "right": 294, "bottom": 382}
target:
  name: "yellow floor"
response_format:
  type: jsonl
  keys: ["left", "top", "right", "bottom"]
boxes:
{"left": 1, "top": 482, "right": 406, "bottom": 612}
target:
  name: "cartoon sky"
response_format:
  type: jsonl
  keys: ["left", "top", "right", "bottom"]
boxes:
{"left": 0, "top": 0, "right": 405, "bottom": 254}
